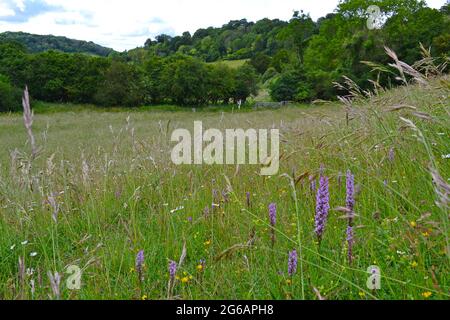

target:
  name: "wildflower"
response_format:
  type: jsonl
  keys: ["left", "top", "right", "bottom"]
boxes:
{"left": 187, "top": 217, "right": 193, "bottom": 223}
{"left": 411, "top": 261, "right": 418, "bottom": 268}
{"left": 288, "top": 250, "right": 298, "bottom": 277}
{"left": 346, "top": 226, "right": 354, "bottom": 265}
{"left": 346, "top": 170, "right": 355, "bottom": 214}
{"left": 286, "top": 279, "right": 292, "bottom": 286}
{"left": 136, "top": 250, "right": 145, "bottom": 282}
{"left": 170, "top": 206, "right": 184, "bottom": 214}
{"left": 196, "top": 264, "right": 204, "bottom": 272}
{"left": 21, "top": 241, "right": 28, "bottom": 246}
{"left": 310, "top": 176, "right": 316, "bottom": 193}
{"left": 141, "top": 295, "right": 148, "bottom": 300}
{"left": 269, "top": 203, "right": 277, "bottom": 247}
{"left": 314, "top": 175, "right": 330, "bottom": 243}
{"left": 410, "top": 221, "right": 417, "bottom": 228}
{"left": 204, "top": 240, "right": 212, "bottom": 246}
{"left": 269, "top": 203, "right": 277, "bottom": 226}
{"left": 181, "top": 277, "right": 190, "bottom": 284}
{"left": 388, "top": 148, "right": 395, "bottom": 162}
{"left": 422, "top": 291, "right": 432, "bottom": 299}
{"left": 358, "top": 292, "right": 366, "bottom": 298}
{"left": 169, "top": 260, "right": 177, "bottom": 279}
{"left": 30, "top": 252, "right": 38, "bottom": 257}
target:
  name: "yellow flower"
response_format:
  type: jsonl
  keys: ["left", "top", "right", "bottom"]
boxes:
{"left": 181, "top": 277, "right": 190, "bottom": 284}
{"left": 129, "top": 267, "right": 135, "bottom": 273}
{"left": 286, "top": 279, "right": 292, "bottom": 286}
{"left": 410, "top": 221, "right": 417, "bottom": 228}
{"left": 422, "top": 292, "right": 432, "bottom": 299}
{"left": 141, "top": 295, "right": 148, "bottom": 300}
{"left": 410, "top": 261, "right": 418, "bottom": 268}
{"left": 204, "top": 240, "right": 212, "bottom": 246}
{"left": 359, "top": 292, "right": 366, "bottom": 298}
{"left": 422, "top": 232, "right": 430, "bottom": 238}
{"left": 196, "top": 264, "right": 204, "bottom": 272}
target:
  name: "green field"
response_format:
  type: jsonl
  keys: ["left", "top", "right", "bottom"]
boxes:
{"left": 0, "top": 76, "right": 448, "bottom": 300}
{"left": 208, "top": 59, "right": 250, "bottom": 69}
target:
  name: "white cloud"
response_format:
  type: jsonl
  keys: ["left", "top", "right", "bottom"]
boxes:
{"left": 0, "top": 3, "right": 16, "bottom": 17}
{"left": 0, "top": 0, "right": 447, "bottom": 51}
{"left": 14, "top": 0, "right": 26, "bottom": 12}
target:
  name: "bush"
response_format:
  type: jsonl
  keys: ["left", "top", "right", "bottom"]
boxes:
{"left": 94, "top": 60, "right": 145, "bottom": 107}
{"left": 269, "top": 69, "right": 311, "bottom": 102}
{"left": 0, "top": 74, "right": 21, "bottom": 112}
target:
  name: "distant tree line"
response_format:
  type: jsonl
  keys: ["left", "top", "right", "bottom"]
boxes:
{"left": 0, "top": 32, "right": 114, "bottom": 56}
{"left": 0, "top": 42, "right": 258, "bottom": 111}
{"left": 131, "top": 0, "right": 449, "bottom": 102}
{"left": 0, "top": 0, "right": 448, "bottom": 111}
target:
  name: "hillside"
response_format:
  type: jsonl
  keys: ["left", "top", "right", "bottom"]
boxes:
{"left": 0, "top": 31, "right": 115, "bottom": 56}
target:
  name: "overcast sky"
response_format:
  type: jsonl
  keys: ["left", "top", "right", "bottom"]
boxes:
{"left": 0, "top": 0, "right": 447, "bottom": 51}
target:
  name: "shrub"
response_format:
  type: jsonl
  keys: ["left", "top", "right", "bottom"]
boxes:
{"left": 0, "top": 74, "right": 21, "bottom": 112}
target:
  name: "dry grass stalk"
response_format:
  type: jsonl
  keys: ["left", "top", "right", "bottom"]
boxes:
{"left": 22, "top": 87, "right": 38, "bottom": 160}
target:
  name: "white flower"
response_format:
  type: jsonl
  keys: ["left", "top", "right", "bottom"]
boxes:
{"left": 442, "top": 154, "right": 450, "bottom": 159}
{"left": 170, "top": 206, "right": 184, "bottom": 214}
{"left": 30, "top": 252, "right": 38, "bottom": 257}
{"left": 21, "top": 241, "right": 28, "bottom": 245}
{"left": 10, "top": 244, "right": 16, "bottom": 250}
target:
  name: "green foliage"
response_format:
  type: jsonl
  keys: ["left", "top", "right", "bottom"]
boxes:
{"left": 0, "top": 74, "right": 21, "bottom": 112}
{"left": 161, "top": 56, "right": 209, "bottom": 105}
{"left": 233, "top": 64, "right": 258, "bottom": 102}
{"left": 94, "top": 60, "right": 144, "bottom": 107}
{"left": 269, "top": 69, "right": 311, "bottom": 102}
{"left": 0, "top": 0, "right": 449, "bottom": 108}
{"left": 250, "top": 53, "right": 272, "bottom": 74}
{"left": 0, "top": 32, "right": 114, "bottom": 56}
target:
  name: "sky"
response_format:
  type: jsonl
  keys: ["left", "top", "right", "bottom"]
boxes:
{"left": 0, "top": 0, "right": 448, "bottom": 51}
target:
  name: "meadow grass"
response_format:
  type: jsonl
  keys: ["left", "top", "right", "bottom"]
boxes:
{"left": 0, "top": 76, "right": 448, "bottom": 300}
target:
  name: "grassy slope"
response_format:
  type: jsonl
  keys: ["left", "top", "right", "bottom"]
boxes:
{"left": 0, "top": 78, "right": 448, "bottom": 300}
{"left": 207, "top": 59, "right": 249, "bottom": 69}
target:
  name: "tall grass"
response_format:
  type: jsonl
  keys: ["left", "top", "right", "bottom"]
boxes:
{"left": 0, "top": 52, "right": 448, "bottom": 300}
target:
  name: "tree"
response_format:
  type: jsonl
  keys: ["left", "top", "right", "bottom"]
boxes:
{"left": 0, "top": 74, "right": 21, "bottom": 112}
{"left": 206, "top": 64, "right": 235, "bottom": 104}
{"left": 162, "top": 56, "right": 209, "bottom": 105}
{"left": 250, "top": 53, "right": 272, "bottom": 74}
{"left": 232, "top": 64, "right": 258, "bottom": 103}
{"left": 269, "top": 68, "right": 311, "bottom": 102}
{"left": 95, "top": 60, "right": 145, "bottom": 107}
